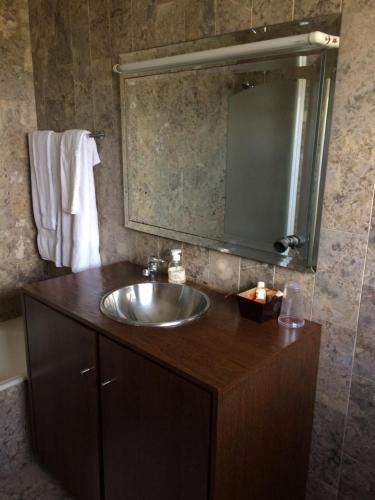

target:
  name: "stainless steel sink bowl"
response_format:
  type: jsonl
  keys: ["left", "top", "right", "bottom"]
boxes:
{"left": 100, "top": 282, "right": 210, "bottom": 328}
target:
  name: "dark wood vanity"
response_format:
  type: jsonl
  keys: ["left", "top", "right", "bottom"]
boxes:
{"left": 22, "top": 261, "right": 320, "bottom": 500}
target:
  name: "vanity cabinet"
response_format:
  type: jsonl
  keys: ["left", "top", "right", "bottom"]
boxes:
{"left": 24, "top": 296, "right": 101, "bottom": 500}
{"left": 23, "top": 261, "right": 321, "bottom": 500}
{"left": 100, "top": 335, "right": 211, "bottom": 500}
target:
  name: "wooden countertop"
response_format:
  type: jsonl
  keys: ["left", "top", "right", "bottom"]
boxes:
{"left": 22, "top": 261, "right": 321, "bottom": 395}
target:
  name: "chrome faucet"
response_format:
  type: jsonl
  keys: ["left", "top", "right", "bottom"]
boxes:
{"left": 142, "top": 256, "right": 165, "bottom": 281}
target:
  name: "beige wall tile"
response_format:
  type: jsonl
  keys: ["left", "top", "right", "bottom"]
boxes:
{"left": 316, "top": 320, "right": 356, "bottom": 413}
{"left": 252, "top": 0, "right": 294, "bottom": 26}
{"left": 306, "top": 474, "right": 337, "bottom": 500}
{"left": 183, "top": 243, "right": 210, "bottom": 284}
{"left": 208, "top": 250, "right": 240, "bottom": 293}
{"left": 185, "top": 0, "right": 215, "bottom": 40}
{"left": 331, "top": 4, "right": 375, "bottom": 133}
{"left": 352, "top": 285, "right": 375, "bottom": 381}
{"left": 274, "top": 266, "right": 315, "bottom": 320}
{"left": 312, "top": 228, "right": 367, "bottom": 330}
{"left": 322, "top": 128, "right": 375, "bottom": 234}
{"left": 0, "top": 0, "right": 43, "bottom": 320}
{"left": 308, "top": 400, "right": 346, "bottom": 489}
{"left": 343, "top": 375, "right": 375, "bottom": 471}
{"left": 216, "top": 0, "right": 252, "bottom": 34}
{"left": 239, "top": 258, "right": 275, "bottom": 291}
{"left": 129, "top": 230, "right": 159, "bottom": 267}
{"left": 132, "top": 0, "right": 185, "bottom": 51}
{"left": 339, "top": 452, "right": 375, "bottom": 499}
{"left": 294, "top": 0, "right": 342, "bottom": 20}
{"left": 364, "top": 211, "right": 375, "bottom": 288}
{"left": 109, "top": 0, "right": 133, "bottom": 55}
{"left": 89, "top": 0, "right": 112, "bottom": 60}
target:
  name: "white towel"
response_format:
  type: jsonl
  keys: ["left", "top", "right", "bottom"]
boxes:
{"left": 60, "top": 130, "right": 85, "bottom": 214}
{"left": 28, "top": 131, "right": 59, "bottom": 263}
{"left": 50, "top": 132, "right": 63, "bottom": 267}
{"left": 28, "top": 131, "right": 57, "bottom": 230}
{"left": 60, "top": 130, "right": 102, "bottom": 273}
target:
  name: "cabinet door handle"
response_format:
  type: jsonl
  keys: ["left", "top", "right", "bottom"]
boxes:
{"left": 101, "top": 378, "right": 117, "bottom": 387}
{"left": 80, "top": 366, "right": 95, "bottom": 375}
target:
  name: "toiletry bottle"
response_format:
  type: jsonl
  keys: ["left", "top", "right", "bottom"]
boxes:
{"left": 255, "top": 281, "right": 266, "bottom": 302}
{"left": 168, "top": 249, "right": 186, "bottom": 284}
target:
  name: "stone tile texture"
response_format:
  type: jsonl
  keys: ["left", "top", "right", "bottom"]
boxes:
{"left": 364, "top": 210, "right": 375, "bottom": 287}
{"left": 322, "top": 127, "right": 375, "bottom": 235}
{"left": 216, "top": 0, "right": 252, "bottom": 34}
{"left": 0, "top": 461, "right": 73, "bottom": 500}
{"left": 312, "top": 228, "right": 367, "bottom": 330}
{"left": 182, "top": 243, "right": 210, "bottom": 285}
{"left": 306, "top": 474, "right": 338, "bottom": 500}
{"left": 315, "top": 320, "right": 356, "bottom": 413}
{"left": 339, "top": 453, "right": 375, "bottom": 500}
{"left": 0, "top": 378, "right": 72, "bottom": 500}
{"left": 0, "top": 0, "right": 47, "bottom": 320}
{"left": 252, "top": 0, "right": 294, "bottom": 26}
{"left": 239, "top": 257, "right": 275, "bottom": 291}
{"left": 294, "top": 0, "right": 342, "bottom": 20}
{"left": 353, "top": 285, "right": 375, "bottom": 381}
{"left": 208, "top": 250, "right": 240, "bottom": 293}
{"left": 0, "top": 382, "right": 31, "bottom": 473}
{"left": 185, "top": 0, "right": 215, "bottom": 40}
{"left": 308, "top": 399, "right": 346, "bottom": 490}
{"left": 343, "top": 375, "right": 375, "bottom": 467}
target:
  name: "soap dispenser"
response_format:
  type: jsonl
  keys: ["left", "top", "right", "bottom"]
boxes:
{"left": 168, "top": 249, "right": 186, "bottom": 284}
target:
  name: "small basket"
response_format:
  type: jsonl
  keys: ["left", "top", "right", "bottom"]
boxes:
{"left": 237, "top": 287, "right": 282, "bottom": 323}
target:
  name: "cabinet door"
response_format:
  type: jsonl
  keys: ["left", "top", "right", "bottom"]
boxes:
{"left": 100, "top": 336, "right": 211, "bottom": 500}
{"left": 24, "top": 296, "right": 101, "bottom": 500}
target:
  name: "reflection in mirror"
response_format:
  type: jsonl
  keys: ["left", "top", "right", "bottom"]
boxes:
{"left": 122, "top": 40, "right": 337, "bottom": 271}
{"left": 225, "top": 55, "right": 320, "bottom": 262}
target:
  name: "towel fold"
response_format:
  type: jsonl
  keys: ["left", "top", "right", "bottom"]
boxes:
{"left": 28, "top": 131, "right": 57, "bottom": 230}
{"left": 59, "top": 130, "right": 101, "bottom": 272}
{"left": 60, "top": 130, "right": 87, "bottom": 214}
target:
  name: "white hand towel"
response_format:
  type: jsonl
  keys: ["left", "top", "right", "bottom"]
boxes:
{"left": 60, "top": 130, "right": 86, "bottom": 214}
{"left": 60, "top": 130, "right": 101, "bottom": 273}
{"left": 50, "top": 132, "right": 63, "bottom": 267}
{"left": 28, "top": 131, "right": 57, "bottom": 230}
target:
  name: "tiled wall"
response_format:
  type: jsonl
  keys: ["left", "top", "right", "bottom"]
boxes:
{"left": 28, "top": 0, "right": 375, "bottom": 498}
{"left": 0, "top": 382, "right": 31, "bottom": 473}
{"left": 0, "top": 0, "right": 46, "bottom": 321}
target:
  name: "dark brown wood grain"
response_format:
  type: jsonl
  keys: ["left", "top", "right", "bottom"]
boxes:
{"left": 22, "top": 261, "right": 320, "bottom": 394}
{"left": 100, "top": 335, "right": 211, "bottom": 500}
{"left": 214, "top": 333, "right": 320, "bottom": 500}
{"left": 24, "top": 296, "right": 101, "bottom": 500}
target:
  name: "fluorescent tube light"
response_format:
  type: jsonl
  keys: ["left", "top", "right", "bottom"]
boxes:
{"left": 113, "top": 31, "right": 339, "bottom": 76}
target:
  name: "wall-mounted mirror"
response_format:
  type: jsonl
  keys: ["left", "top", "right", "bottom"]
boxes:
{"left": 120, "top": 16, "right": 340, "bottom": 271}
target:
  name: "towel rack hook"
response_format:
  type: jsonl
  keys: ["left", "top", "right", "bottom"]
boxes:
{"left": 89, "top": 131, "right": 105, "bottom": 140}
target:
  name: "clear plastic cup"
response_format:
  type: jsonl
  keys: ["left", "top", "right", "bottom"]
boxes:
{"left": 278, "top": 281, "right": 305, "bottom": 328}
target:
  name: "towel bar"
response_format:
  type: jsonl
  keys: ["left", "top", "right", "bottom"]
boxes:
{"left": 89, "top": 131, "right": 105, "bottom": 140}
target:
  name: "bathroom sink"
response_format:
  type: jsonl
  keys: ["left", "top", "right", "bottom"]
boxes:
{"left": 100, "top": 282, "right": 210, "bottom": 328}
